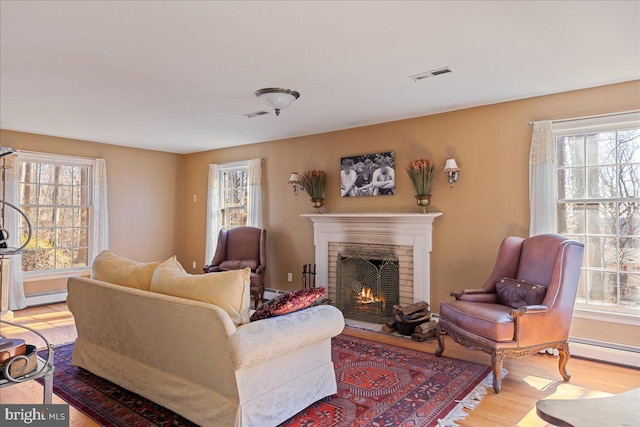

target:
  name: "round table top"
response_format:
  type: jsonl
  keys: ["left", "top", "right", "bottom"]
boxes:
{"left": 536, "top": 388, "right": 640, "bottom": 427}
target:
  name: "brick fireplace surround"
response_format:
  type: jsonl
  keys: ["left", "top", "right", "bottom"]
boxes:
{"left": 302, "top": 213, "right": 442, "bottom": 317}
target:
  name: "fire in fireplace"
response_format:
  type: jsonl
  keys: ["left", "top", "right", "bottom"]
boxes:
{"left": 336, "top": 252, "right": 399, "bottom": 324}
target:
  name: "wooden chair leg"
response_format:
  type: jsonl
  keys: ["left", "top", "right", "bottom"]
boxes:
{"left": 435, "top": 323, "right": 445, "bottom": 357}
{"left": 491, "top": 350, "right": 504, "bottom": 394}
{"left": 558, "top": 341, "right": 571, "bottom": 381}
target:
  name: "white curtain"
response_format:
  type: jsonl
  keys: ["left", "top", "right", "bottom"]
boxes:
{"left": 4, "top": 155, "right": 26, "bottom": 310}
{"left": 529, "top": 120, "right": 557, "bottom": 236}
{"left": 204, "top": 164, "right": 220, "bottom": 265}
{"left": 247, "top": 158, "right": 263, "bottom": 228}
{"left": 92, "top": 158, "right": 109, "bottom": 255}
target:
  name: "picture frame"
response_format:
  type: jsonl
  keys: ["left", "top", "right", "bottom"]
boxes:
{"left": 340, "top": 151, "right": 395, "bottom": 197}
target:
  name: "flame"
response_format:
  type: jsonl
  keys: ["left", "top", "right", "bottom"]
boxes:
{"left": 356, "top": 287, "right": 385, "bottom": 304}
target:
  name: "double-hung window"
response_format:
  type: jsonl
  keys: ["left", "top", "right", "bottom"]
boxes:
{"left": 17, "top": 153, "right": 95, "bottom": 276}
{"left": 219, "top": 163, "right": 249, "bottom": 229}
{"left": 555, "top": 114, "right": 639, "bottom": 316}
{"left": 205, "top": 159, "right": 262, "bottom": 264}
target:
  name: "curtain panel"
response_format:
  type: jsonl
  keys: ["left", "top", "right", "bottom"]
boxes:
{"left": 204, "top": 164, "right": 220, "bottom": 265}
{"left": 92, "top": 158, "right": 109, "bottom": 256}
{"left": 4, "top": 155, "right": 26, "bottom": 310}
{"left": 529, "top": 120, "right": 557, "bottom": 236}
{"left": 247, "top": 158, "right": 263, "bottom": 229}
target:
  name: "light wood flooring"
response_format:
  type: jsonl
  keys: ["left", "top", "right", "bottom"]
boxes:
{"left": 1, "top": 303, "right": 639, "bottom": 426}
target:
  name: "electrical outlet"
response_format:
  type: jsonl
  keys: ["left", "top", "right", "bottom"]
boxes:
{"left": 192, "top": 261, "right": 197, "bottom": 269}
{"left": 192, "top": 194, "right": 197, "bottom": 202}
{"left": 287, "top": 273, "right": 293, "bottom": 282}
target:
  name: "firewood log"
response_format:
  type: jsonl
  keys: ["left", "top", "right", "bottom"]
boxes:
{"left": 406, "top": 310, "right": 431, "bottom": 321}
{"left": 414, "top": 320, "right": 438, "bottom": 335}
{"left": 392, "top": 301, "right": 429, "bottom": 317}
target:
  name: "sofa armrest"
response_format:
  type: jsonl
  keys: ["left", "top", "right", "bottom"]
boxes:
{"left": 229, "top": 305, "right": 344, "bottom": 370}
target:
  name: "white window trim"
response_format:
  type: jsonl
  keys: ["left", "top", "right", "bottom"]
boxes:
{"left": 17, "top": 151, "right": 97, "bottom": 278}
{"left": 553, "top": 112, "right": 640, "bottom": 322}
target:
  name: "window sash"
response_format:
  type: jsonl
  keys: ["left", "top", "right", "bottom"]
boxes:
{"left": 217, "top": 163, "right": 248, "bottom": 230}
{"left": 17, "top": 153, "right": 96, "bottom": 275}
{"left": 554, "top": 120, "right": 640, "bottom": 316}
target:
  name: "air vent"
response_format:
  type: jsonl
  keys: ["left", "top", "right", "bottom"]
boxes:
{"left": 243, "top": 111, "right": 269, "bottom": 118}
{"left": 409, "top": 67, "right": 453, "bottom": 81}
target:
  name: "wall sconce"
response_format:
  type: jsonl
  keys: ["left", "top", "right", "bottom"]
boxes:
{"left": 288, "top": 172, "right": 304, "bottom": 195}
{"left": 444, "top": 158, "right": 460, "bottom": 188}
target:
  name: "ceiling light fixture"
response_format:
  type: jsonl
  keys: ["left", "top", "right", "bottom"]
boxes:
{"left": 255, "top": 88, "right": 300, "bottom": 116}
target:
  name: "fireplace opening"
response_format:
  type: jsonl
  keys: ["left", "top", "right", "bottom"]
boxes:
{"left": 336, "top": 252, "right": 400, "bottom": 324}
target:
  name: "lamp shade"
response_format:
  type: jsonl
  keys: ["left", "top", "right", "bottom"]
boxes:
{"left": 288, "top": 172, "right": 300, "bottom": 183}
{"left": 444, "top": 158, "right": 460, "bottom": 171}
{"left": 255, "top": 88, "right": 300, "bottom": 115}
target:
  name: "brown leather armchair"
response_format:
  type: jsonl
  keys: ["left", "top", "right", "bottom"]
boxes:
{"left": 203, "top": 226, "right": 267, "bottom": 309}
{"left": 435, "top": 234, "right": 584, "bottom": 394}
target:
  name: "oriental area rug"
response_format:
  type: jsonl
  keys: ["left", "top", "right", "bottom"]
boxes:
{"left": 38, "top": 334, "right": 499, "bottom": 427}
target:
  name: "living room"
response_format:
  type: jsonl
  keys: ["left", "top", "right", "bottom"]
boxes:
{"left": 1, "top": 1, "right": 639, "bottom": 426}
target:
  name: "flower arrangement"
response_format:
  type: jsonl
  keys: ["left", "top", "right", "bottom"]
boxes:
{"left": 406, "top": 158, "right": 440, "bottom": 196}
{"left": 299, "top": 169, "right": 327, "bottom": 199}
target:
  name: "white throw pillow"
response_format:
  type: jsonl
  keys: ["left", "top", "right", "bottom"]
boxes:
{"left": 91, "top": 250, "right": 162, "bottom": 291}
{"left": 151, "top": 256, "right": 251, "bottom": 326}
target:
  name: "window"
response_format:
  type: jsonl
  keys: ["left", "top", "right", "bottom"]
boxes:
{"left": 555, "top": 116, "right": 639, "bottom": 315}
{"left": 18, "top": 153, "right": 95, "bottom": 275}
{"left": 205, "top": 159, "right": 262, "bottom": 264}
{"left": 219, "top": 165, "right": 248, "bottom": 229}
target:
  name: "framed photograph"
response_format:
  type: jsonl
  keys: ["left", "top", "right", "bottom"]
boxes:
{"left": 340, "top": 152, "right": 395, "bottom": 197}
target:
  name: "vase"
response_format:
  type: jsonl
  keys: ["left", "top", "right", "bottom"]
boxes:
{"left": 311, "top": 198, "right": 324, "bottom": 214}
{"left": 415, "top": 194, "right": 431, "bottom": 214}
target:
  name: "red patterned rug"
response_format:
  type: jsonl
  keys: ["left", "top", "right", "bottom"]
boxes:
{"left": 38, "top": 334, "right": 497, "bottom": 427}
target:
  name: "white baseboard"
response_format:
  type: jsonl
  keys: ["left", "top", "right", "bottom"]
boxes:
{"left": 26, "top": 291, "right": 68, "bottom": 307}
{"left": 569, "top": 338, "right": 640, "bottom": 368}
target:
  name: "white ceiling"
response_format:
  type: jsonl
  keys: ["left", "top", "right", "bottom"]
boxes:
{"left": 1, "top": 1, "right": 638, "bottom": 154}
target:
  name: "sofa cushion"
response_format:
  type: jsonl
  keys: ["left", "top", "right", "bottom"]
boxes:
{"left": 91, "top": 250, "right": 161, "bottom": 291}
{"left": 495, "top": 277, "right": 546, "bottom": 308}
{"left": 250, "top": 287, "right": 326, "bottom": 321}
{"left": 219, "top": 260, "right": 259, "bottom": 272}
{"left": 151, "top": 257, "right": 251, "bottom": 326}
{"left": 439, "top": 300, "right": 515, "bottom": 342}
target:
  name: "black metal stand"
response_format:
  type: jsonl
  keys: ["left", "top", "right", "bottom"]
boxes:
{"left": 301, "top": 264, "right": 316, "bottom": 289}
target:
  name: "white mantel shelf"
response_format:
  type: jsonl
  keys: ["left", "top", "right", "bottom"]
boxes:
{"left": 302, "top": 212, "right": 442, "bottom": 303}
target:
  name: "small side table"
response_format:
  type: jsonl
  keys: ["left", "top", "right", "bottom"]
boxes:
{"left": 536, "top": 388, "right": 640, "bottom": 427}
{"left": 0, "top": 320, "right": 55, "bottom": 404}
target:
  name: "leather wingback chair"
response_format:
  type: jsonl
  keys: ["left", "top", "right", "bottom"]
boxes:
{"left": 435, "top": 234, "right": 584, "bottom": 393}
{"left": 203, "top": 226, "right": 267, "bottom": 309}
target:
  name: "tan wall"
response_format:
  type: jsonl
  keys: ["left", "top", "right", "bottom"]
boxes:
{"left": 181, "top": 80, "right": 640, "bottom": 347}
{"left": 0, "top": 130, "right": 184, "bottom": 295}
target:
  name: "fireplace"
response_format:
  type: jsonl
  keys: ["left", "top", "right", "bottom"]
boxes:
{"left": 303, "top": 212, "right": 441, "bottom": 325}
{"left": 336, "top": 251, "right": 399, "bottom": 324}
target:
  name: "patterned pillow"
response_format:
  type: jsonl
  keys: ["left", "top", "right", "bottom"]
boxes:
{"left": 250, "top": 287, "right": 327, "bottom": 321}
{"left": 495, "top": 277, "right": 547, "bottom": 308}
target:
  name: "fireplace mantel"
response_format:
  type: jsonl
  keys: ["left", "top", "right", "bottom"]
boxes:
{"left": 302, "top": 212, "right": 442, "bottom": 303}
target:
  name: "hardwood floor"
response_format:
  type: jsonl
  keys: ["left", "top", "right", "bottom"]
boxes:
{"left": 2, "top": 303, "right": 639, "bottom": 426}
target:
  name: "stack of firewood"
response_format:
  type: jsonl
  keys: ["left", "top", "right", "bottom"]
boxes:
{"left": 382, "top": 301, "right": 432, "bottom": 336}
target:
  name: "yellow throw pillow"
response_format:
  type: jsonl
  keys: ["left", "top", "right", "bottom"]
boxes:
{"left": 91, "top": 250, "right": 162, "bottom": 291}
{"left": 150, "top": 256, "right": 251, "bottom": 326}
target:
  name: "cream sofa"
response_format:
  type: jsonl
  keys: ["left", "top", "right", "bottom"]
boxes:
{"left": 67, "top": 276, "right": 345, "bottom": 427}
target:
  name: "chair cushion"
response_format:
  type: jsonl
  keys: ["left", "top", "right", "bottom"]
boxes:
{"left": 439, "top": 300, "right": 515, "bottom": 342}
{"left": 91, "top": 250, "right": 161, "bottom": 291}
{"left": 219, "top": 260, "right": 260, "bottom": 272}
{"left": 250, "top": 287, "right": 326, "bottom": 321}
{"left": 151, "top": 257, "right": 251, "bottom": 326}
{"left": 495, "top": 277, "right": 546, "bottom": 308}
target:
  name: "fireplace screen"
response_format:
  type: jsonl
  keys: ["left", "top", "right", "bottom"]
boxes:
{"left": 336, "top": 252, "right": 400, "bottom": 324}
